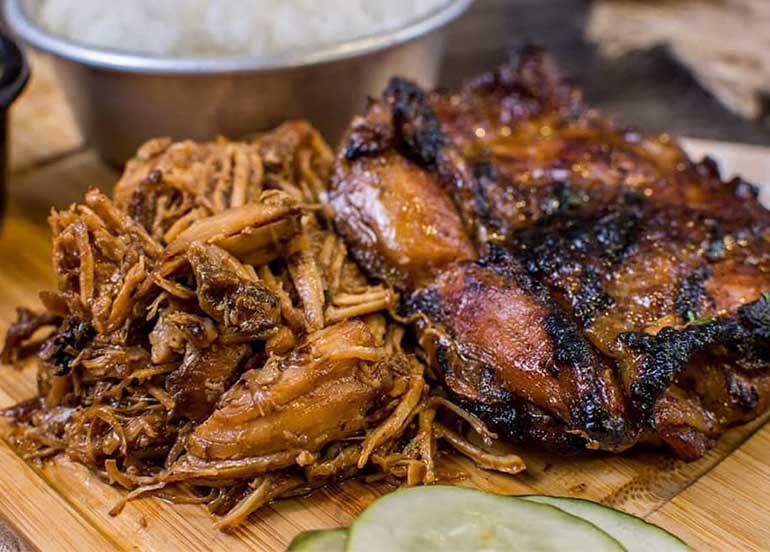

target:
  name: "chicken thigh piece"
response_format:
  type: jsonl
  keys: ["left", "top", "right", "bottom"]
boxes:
{"left": 329, "top": 84, "right": 477, "bottom": 291}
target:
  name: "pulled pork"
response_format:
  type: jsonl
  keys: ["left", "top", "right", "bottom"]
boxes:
{"left": 1, "top": 121, "right": 523, "bottom": 529}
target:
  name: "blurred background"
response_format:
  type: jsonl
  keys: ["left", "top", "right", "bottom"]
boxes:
{"left": 445, "top": 0, "right": 770, "bottom": 145}
{"left": 8, "top": 0, "right": 770, "bottom": 173}
{"left": 6, "top": 0, "right": 770, "bottom": 176}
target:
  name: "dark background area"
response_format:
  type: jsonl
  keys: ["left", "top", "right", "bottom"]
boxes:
{"left": 441, "top": 0, "right": 770, "bottom": 145}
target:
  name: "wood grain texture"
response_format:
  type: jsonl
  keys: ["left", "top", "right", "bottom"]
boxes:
{"left": 649, "top": 429, "right": 770, "bottom": 551}
{"left": 0, "top": 390, "right": 115, "bottom": 552}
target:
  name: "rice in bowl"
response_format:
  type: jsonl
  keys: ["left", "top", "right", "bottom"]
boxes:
{"left": 35, "top": 0, "right": 451, "bottom": 57}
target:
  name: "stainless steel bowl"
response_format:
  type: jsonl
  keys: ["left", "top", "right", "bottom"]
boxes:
{"left": 5, "top": 0, "right": 471, "bottom": 165}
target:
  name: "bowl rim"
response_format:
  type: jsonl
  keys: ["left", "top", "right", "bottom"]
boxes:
{"left": 4, "top": 0, "right": 472, "bottom": 74}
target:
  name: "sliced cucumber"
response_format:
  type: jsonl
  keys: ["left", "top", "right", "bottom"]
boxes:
{"left": 346, "top": 485, "right": 624, "bottom": 551}
{"left": 286, "top": 528, "right": 348, "bottom": 552}
{"left": 523, "top": 496, "right": 690, "bottom": 551}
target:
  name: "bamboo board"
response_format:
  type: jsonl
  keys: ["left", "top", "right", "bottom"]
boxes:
{"left": 1, "top": 52, "right": 770, "bottom": 552}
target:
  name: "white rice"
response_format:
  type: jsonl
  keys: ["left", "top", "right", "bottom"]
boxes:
{"left": 36, "top": 0, "right": 451, "bottom": 58}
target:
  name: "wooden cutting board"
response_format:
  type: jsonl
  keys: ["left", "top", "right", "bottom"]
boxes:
{"left": 1, "top": 53, "right": 770, "bottom": 552}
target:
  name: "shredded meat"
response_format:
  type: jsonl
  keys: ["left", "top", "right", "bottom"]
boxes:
{"left": 1, "top": 307, "right": 61, "bottom": 364}
{"left": 166, "top": 342, "right": 250, "bottom": 422}
{"left": 2, "top": 120, "right": 520, "bottom": 529}
{"left": 187, "top": 242, "right": 281, "bottom": 341}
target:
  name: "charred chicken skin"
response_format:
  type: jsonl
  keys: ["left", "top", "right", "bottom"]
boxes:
{"left": 408, "top": 247, "right": 632, "bottom": 452}
{"left": 330, "top": 47, "right": 770, "bottom": 460}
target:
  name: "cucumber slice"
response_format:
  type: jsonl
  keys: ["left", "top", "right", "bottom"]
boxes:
{"left": 346, "top": 485, "right": 624, "bottom": 551}
{"left": 523, "top": 496, "right": 690, "bottom": 551}
{"left": 287, "top": 528, "right": 348, "bottom": 552}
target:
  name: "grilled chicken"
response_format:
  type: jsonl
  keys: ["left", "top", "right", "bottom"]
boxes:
{"left": 330, "top": 101, "right": 477, "bottom": 291}
{"left": 408, "top": 247, "right": 632, "bottom": 452}
{"left": 330, "top": 47, "right": 770, "bottom": 459}
{"left": 429, "top": 46, "right": 769, "bottom": 233}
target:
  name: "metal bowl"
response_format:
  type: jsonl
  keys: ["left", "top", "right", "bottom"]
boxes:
{"left": 5, "top": 0, "right": 472, "bottom": 165}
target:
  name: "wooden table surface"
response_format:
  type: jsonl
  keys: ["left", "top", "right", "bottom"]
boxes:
{"left": 2, "top": 52, "right": 770, "bottom": 552}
